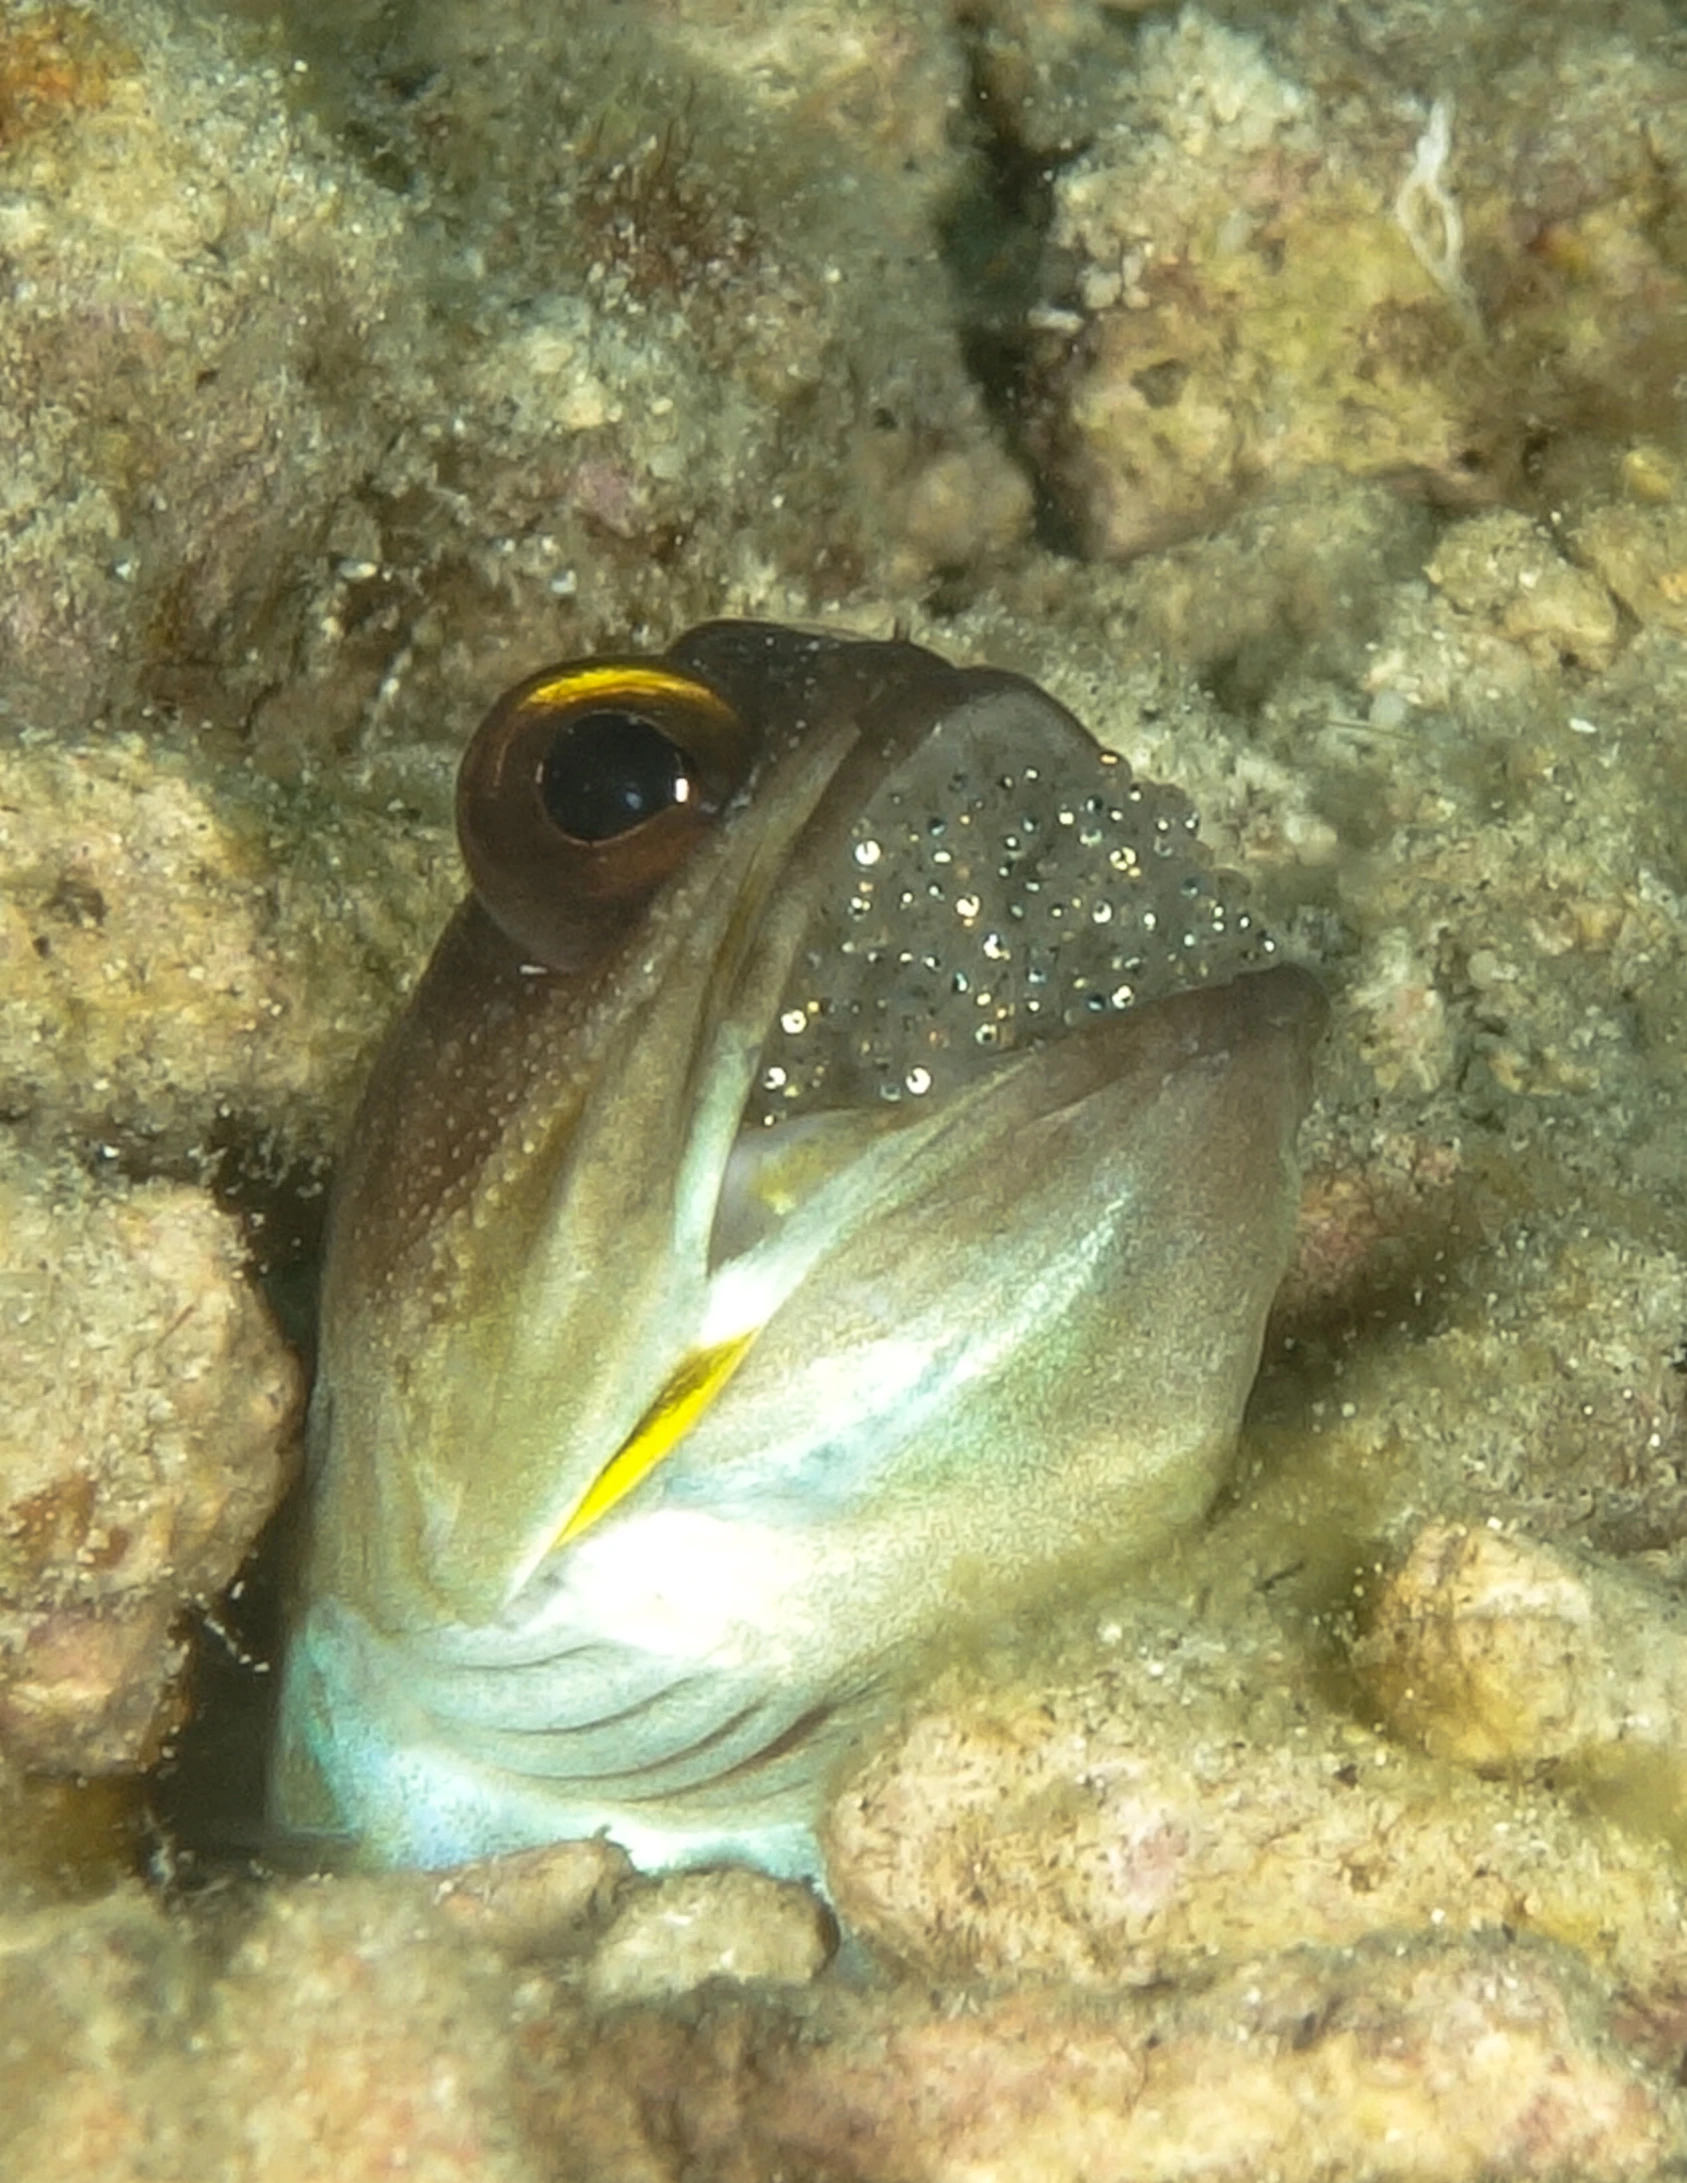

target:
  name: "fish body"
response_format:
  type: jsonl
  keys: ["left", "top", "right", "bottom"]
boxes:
{"left": 272, "top": 622, "right": 1323, "bottom": 1877}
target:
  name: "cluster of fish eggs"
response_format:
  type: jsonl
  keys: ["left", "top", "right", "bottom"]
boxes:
{"left": 747, "top": 737, "right": 1269, "bottom": 1127}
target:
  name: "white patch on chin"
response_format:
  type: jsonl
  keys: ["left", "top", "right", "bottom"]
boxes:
{"left": 556, "top": 1510, "right": 813, "bottom": 1664}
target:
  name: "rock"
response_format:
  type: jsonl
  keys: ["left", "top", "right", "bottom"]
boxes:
{"left": 427, "top": 1835, "right": 633, "bottom": 1961}
{"left": 1356, "top": 1520, "right": 1687, "bottom": 1834}
{"left": 825, "top": 1639, "right": 1687, "bottom": 2004}
{"left": 0, "top": 1875, "right": 548, "bottom": 2182}
{"left": 1015, "top": 7, "right": 1687, "bottom": 556}
{"left": 0, "top": 1150, "right": 300, "bottom": 1772}
{"left": 1577, "top": 504, "right": 1687, "bottom": 638}
{"left": 208, "top": 1877, "right": 546, "bottom": 2183}
{"left": 529, "top": 1932, "right": 1684, "bottom": 2181}
{"left": 0, "top": 733, "right": 455, "bottom": 1158}
{"left": 1425, "top": 511, "right": 1620, "bottom": 671}
{"left": 584, "top": 1868, "right": 834, "bottom": 2006}
{"left": 0, "top": 1888, "right": 200, "bottom": 2182}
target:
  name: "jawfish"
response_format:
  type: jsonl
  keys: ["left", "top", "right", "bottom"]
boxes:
{"left": 271, "top": 621, "right": 1323, "bottom": 1879}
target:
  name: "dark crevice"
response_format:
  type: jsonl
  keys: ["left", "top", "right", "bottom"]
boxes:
{"left": 936, "top": 28, "right": 1086, "bottom": 557}
{"left": 144, "top": 1120, "right": 328, "bottom": 1889}
{"left": 143, "top": 1507, "right": 296, "bottom": 1891}
{"left": 201, "top": 1116, "right": 329, "bottom": 1358}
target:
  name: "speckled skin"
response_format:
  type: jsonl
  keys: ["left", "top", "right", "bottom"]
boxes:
{"left": 272, "top": 623, "right": 1323, "bottom": 1878}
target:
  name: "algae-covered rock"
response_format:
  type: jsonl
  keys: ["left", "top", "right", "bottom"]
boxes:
{"left": 1014, "top": 7, "right": 1687, "bottom": 555}
{"left": 1577, "top": 503, "right": 1687, "bottom": 638}
{"left": 584, "top": 1869, "right": 834, "bottom": 2006}
{"left": 0, "top": 1146, "right": 299, "bottom": 1772}
{"left": 1426, "top": 510, "right": 1621, "bottom": 672}
{"left": 1358, "top": 1522, "right": 1687, "bottom": 1851}
{"left": 825, "top": 1600, "right": 1687, "bottom": 2007}
{"left": 524, "top": 1931, "right": 1685, "bottom": 2182}
{"left": 0, "top": 731, "right": 459, "bottom": 1156}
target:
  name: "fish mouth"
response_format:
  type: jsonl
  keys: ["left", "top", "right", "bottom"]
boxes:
{"left": 535, "top": 959, "right": 1324, "bottom": 1573}
{"left": 409, "top": 653, "right": 1306, "bottom": 1620}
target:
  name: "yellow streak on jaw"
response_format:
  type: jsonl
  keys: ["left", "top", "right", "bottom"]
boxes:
{"left": 555, "top": 1329, "right": 759, "bottom": 1547}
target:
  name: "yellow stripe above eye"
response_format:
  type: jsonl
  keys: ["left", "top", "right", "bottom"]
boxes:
{"left": 555, "top": 1329, "right": 758, "bottom": 1548}
{"left": 519, "top": 663, "right": 738, "bottom": 721}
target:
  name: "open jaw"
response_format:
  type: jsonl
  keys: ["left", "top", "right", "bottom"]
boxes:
{"left": 275, "top": 962, "right": 1323, "bottom": 1877}
{"left": 271, "top": 625, "right": 1324, "bottom": 1876}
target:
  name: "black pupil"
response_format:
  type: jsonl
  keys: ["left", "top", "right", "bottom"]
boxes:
{"left": 540, "top": 708, "right": 689, "bottom": 841}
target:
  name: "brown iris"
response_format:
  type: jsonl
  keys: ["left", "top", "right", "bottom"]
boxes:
{"left": 455, "top": 658, "right": 757, "bottom": 970}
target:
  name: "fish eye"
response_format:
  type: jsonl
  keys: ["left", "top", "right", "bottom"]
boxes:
{"left": 539, "top": 708, "right": 693, "bottom": 843}
{"left": 456, "top": 658, "right": 756, "bottom": 971}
